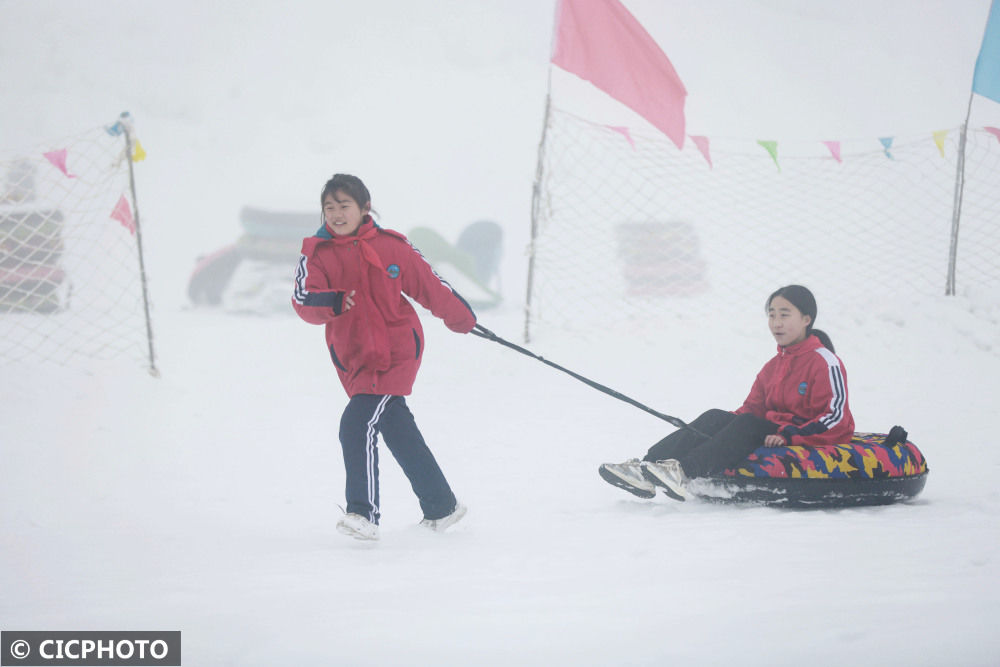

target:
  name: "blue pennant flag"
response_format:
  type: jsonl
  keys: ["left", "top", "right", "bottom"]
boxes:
{"left": 973, "top": 0, "right": 1000, "bottom": 103}
{"left": 879, "top": 137, "right": 894, "bottom": 159}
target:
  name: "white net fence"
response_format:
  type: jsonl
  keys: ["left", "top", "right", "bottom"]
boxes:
{"left": 0, "top": 118, "right": 156, "bottom": 371}
{"left": 525, "top": 106, "right": 1000, "bottom": 340}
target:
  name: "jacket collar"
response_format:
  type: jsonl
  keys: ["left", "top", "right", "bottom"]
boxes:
{"left": 315, "top": 215, "right": 378, "bottom": 240}
{"left": 777, "top": 334, "right": 823, "bottom": 356}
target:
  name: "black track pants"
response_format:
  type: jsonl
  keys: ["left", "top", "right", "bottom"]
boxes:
{"left": 643, "top": 408, "right": 778, "bottom": 478}
{"left": 339, "top": 394, "right": 457, "bottom": 524}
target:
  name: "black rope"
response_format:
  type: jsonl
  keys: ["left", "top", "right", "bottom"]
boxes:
{"left": 470, "top": 324, "right": 706, "bottom": 437}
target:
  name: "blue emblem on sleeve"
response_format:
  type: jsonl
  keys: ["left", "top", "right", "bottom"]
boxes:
{"left": 798, "top": 382, "right": 808, "bottom": 395}
{"left": 387, "top": 264, "right": 400, "bottom": 279}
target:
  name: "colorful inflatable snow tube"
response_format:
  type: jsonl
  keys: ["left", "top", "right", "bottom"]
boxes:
{"left": 694, "top": 432, "right": 928, "bottom": 507}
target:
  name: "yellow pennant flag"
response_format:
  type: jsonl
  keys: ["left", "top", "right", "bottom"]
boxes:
{"left": 932, "top": 130, "right": 948, "bottom": 157}
{"left": 131, "top": 139, "right": 147, "bottom": 162}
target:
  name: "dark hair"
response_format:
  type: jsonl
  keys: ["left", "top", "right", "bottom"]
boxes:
{"left": 321, "top": 173, "right": 371, "bottom": 209}
{"left": 767, "top": 284, "right": 835, "bottom": 352}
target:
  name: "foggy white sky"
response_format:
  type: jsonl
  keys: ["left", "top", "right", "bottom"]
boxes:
{"left": 1, "top": 0, "right": 996, "bottom": 304}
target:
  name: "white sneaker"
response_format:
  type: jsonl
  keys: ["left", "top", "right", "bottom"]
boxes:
{"left": 336, "top": 512, "right": 380, "bottom": 540}
{"left": 420, "top": 502, "right": 467, "bottom": 532}
{"left": 641, "top": 459, "right": 689, "bottom": 502}
{"left": 598, "top": 459, "right": 656, "bottom": 499}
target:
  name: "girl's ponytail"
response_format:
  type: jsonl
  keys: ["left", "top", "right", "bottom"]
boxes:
{"left": 811, "top": 328, "right": 835, "bottom": 353}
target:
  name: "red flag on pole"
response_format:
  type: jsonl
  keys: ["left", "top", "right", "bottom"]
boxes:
{"left": 551, "top": 0, "right": 687, "bottom": 149}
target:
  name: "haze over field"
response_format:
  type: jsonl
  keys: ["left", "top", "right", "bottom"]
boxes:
{"left": 2, "top": 2, "right": 999, "bottom": 664}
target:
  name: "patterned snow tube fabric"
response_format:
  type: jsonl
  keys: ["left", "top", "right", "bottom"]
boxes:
{"left": 693, "top": 432, "right": 929, "bottom": 507}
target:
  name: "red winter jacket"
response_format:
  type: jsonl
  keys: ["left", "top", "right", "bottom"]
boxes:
{"left": 734, "top": 334, "right": 854, "bottom": 447}
{"left": 292, "top": 217, "right": 476, "bottom": 397}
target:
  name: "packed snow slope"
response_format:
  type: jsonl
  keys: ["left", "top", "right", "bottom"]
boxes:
{"left": 3, "top": 1, "right": 1000, "bottom": 665}
{"left": 2, "top": 301, "right": 999, "bottom": 666}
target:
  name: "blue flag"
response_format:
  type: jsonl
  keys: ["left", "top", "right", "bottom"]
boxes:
{"left": 974, "top": 0, "right": 1000, "bottom": 102}
{"left": 879, "top": 137, "right": 895, "bottom": 159}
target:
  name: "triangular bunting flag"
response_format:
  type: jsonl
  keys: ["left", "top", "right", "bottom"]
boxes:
{"left": 110, "top": 195, "right": 136, "bottom": 235}
{"left": 689, "top": 135, "right": 712, "bottom": 168}
{"left": 43, "top": 149, "right": 77, "bottom": 178}
{"left": 932, "top": 130, "right": 948, "bottom": 157}
{"left": 879, "top": 137, "right": 895, "bottom": 159}
{"left": 822, "top": 140, "right": 842, "bottom": 163}
{"left": 131, "top": 139, "right": 147, "bottom": 162}
{"left": 984, "top": 126, "right": 1000, "bottom": 144}
{"left": 758, "top": 140, "right": 780, "bottom": 172}
{"left": 607, "top": 126, "right": 636, "bottom": 150}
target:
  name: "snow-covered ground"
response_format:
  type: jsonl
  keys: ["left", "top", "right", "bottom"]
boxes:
{"left": 3, "top": 302, "right": 1000, "bottom": 665}
{"left": 3, "top": 1, "right": 1000, "bottom": 665}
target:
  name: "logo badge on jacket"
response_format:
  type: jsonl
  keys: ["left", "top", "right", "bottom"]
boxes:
{"left": 386, "top": 264, "right": 400, "bottom": 279}
{"left": 798, "top": 382, "right": 808, "bottom": 396}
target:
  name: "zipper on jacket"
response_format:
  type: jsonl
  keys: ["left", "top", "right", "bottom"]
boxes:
{"left": 356, "top": 243, "right": 378, "bottom": 390}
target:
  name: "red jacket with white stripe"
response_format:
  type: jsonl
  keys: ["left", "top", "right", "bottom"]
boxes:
{"left": 292, "top": 217, "right": 476, "bottom": 397}
{"left": 734, "top": 334, "right": 854, "bottom": 447}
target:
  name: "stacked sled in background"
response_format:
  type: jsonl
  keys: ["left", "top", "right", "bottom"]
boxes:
{"left": 188, "top": 207, "right": 503, "bottom": 315}
{"left": 186, "top": 207, "right": 311, "bottom": 314}
{"left": 0, "top": 160, "right": 67, "bottom": 314}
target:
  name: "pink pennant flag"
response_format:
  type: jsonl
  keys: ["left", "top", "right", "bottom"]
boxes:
{"left": 985, "top": 126, "right": 1000, "bottom": 144}
{"left": 552, "top": 0, "right": 687, "bottom": 149}
{"left": 822, "top": 141, "right": 842, "bottom": 163}
{"left": 607, "top": 125, "right": 636, "bottom": 150}
{"left": 43, "top": 148, "right": 76, "bottom": 178}
{"left": 689, "top": 135, "right": 712, "bottom": 168}
{"left": 110, "top": 195, "right": 135, "bottom": 235}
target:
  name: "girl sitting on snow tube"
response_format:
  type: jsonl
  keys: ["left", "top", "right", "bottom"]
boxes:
{"left": 600, "top": 284, "right": 854, "bottom": 502}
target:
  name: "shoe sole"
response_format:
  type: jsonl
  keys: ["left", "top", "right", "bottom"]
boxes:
{"left": 599, "top": 465, "right": 656, "bottom": 499}
{"left": 640, "top": 466, "right": 687, "bottom": 502}
{"left": 444, "top": 504, "right": 468, "bottom": 530}
{"left": 336, "top": 522, "right": 379, "bottom": 541}
{"left": 422, "top": 504, "right": 468, "bottom": 532}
